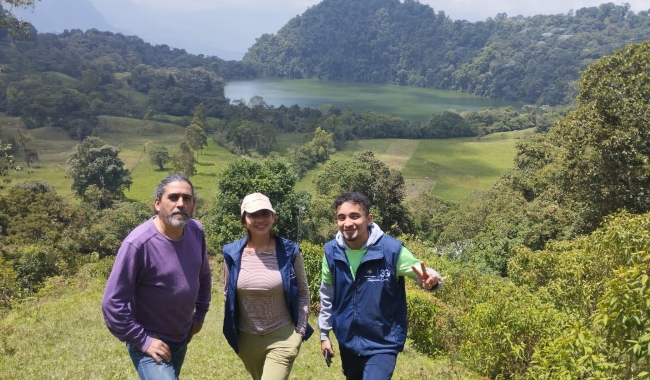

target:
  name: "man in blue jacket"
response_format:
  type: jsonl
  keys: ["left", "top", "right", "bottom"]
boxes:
{"left": 319, "top": 192, "right": 442, "bottom": 380}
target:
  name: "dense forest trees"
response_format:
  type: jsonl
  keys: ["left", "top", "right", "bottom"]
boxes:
{"left": 430, "top": 40, "right": 650, "bottom": 277}
{"left": 0, "top": 3, "right": 256, "bottom": 127}
{"left": 244, "top": 0, "right": 650, "bottom": 105}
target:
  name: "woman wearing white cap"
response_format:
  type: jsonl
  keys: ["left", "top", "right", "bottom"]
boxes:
{"left": 222, "top": 192, "right": 313, "bottom": 380}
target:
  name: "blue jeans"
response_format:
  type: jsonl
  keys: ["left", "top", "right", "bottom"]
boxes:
{"left": 339, "top": 345, "right": 397, "bottom": 380}
{"left": 127, "top": 339, "right": 188, "bottom": 380}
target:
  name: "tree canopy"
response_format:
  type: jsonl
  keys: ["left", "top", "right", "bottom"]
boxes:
{"left": 201, "top": 157, "right": 310, "bottom": 252}
{"left": 433, "top": 39, "right": 650, "bottom": 274}
{"left": 66, "top": 137, "right": 132, "bottom": 200}
{"left": 148, "top": 145, "right": 170, "bottom": 170}
{"left": 313, "top": 150, "right": 410, "bottom": 235}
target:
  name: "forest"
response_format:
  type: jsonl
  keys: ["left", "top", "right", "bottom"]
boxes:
{"left": 244, "top": 0, "right": 650, "bottom": 106}
{"left": 1, "top": 0, "right": 650, "bottom": 378}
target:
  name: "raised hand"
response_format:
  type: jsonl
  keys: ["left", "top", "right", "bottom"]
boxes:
{"left": 410, "top": 261, "right": 440, "bottom": 290}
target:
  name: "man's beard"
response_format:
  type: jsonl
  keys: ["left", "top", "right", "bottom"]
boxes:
{"left": 165, "top": 208, "right": 191, "bottom": 228}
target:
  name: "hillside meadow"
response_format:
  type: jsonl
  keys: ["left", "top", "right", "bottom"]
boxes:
{"left": 0, "top": 113, "right": 526, "bottom": 203}
{"left": 0, "top": 258, "right": 481, "bottom": 380}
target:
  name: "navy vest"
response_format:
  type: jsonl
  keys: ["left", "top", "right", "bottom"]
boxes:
{"left": 324, "top": 234, "right": 407, "bottom": 355}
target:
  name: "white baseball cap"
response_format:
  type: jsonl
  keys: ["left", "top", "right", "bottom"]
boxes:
{"left": 240, "top": 193, "right": 276, "bottom": 216}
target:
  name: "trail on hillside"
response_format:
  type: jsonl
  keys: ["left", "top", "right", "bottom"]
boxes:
{"left": 380, "top": 139, "right": 420, "bottom": 170}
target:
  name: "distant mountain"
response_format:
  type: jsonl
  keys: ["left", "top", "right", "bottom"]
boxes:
{"left": 15, "top": 0, "right": 115, "bottom": 34}
{"left": 15, "top": 0, "right": 297, "bottom": 60}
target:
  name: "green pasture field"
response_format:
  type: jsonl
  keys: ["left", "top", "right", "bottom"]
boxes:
{"left": 272, "top": 132, "right": 311, "bottom": 154}
{"left": 401, "top": 130, "right": 533, "bottom": 201}
{"left": 0, "top": 258, "right": 481, "bottom": 379}
{"left": 1, "top": 113, "right": 528, "bottom": 204}
{"left": 0, "top": 114, "right": 237, "bottom": 203}
{"left": 297, "top": 129, "right": 532, "bottom": 201}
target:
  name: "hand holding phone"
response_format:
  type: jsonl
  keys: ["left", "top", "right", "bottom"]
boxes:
{"left": 323, "top": 350, "right": 332, "bottom": 367}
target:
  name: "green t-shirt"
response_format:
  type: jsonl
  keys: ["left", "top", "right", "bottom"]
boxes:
{"left": 321, "top": 246, "right": 421, "bottom": 284}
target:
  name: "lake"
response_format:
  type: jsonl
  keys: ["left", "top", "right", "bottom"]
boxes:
{"left": 225, "top": 78, "right": 522, "bottom": 122}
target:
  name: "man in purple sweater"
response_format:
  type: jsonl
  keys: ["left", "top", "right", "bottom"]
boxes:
{"left": 102, "top": 174, "right": 212, "bottom": 380}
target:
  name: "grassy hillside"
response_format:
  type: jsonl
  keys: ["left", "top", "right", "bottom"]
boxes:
{"left": 0, "top": 258, "right": 480, "bottom": 379}
{"left": 298, "top": 129, "right": 531, "bottom": 201}
{"left": 0, "top": 113, "right": 526, "bottom": 203}
{"left": 0, "top": 114, "right": 236, "bottom": 203}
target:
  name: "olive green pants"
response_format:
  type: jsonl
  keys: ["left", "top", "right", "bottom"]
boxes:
{"left": 237, "top": 323, "right": 303, "bottom": 380}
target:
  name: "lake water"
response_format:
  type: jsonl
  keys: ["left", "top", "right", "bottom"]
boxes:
{"left": 225, "top": 78, "right": 522, "bottom": 122}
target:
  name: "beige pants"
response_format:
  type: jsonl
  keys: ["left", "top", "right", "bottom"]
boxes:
{"left": 237, "top": 323, "right": 303, "bottom": 380}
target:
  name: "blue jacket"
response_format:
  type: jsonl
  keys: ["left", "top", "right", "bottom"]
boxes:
{"left": 324, "top": 234, "right": 407, "bottom": 355}
{"left": 222, "top": 235, "right": 313, "bottom": 353}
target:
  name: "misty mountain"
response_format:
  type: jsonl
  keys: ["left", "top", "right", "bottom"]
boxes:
{"left": 15, "top": 0, "right": 297, "bottom": 60}
{"left": 15, "top": 0, "right": 115, "bottom": 35}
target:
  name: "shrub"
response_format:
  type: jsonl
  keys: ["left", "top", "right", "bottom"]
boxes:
{"left": 11, "top": 244, "right": 64, "bottom": 293}
{"left": 299, "top": 241, "right": 324, "bottom": 311}
{"left": 592, "top": 252, "right": 650, "bottom": 379}
{"left": 0, "top": 255, "right": 18, "bottom": 308}
{"left": 406, "top": 290, "right": 452, "bottom": 356}
{"left": 457, "top": 282, "right": 566, "bottom": 379}
{"left": 527, "top": 322, "right": 614, "bottom": 379}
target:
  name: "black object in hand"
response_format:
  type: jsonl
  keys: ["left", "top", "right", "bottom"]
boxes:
{"left": 323, "top": 350, "right": 331, "bottom": 367}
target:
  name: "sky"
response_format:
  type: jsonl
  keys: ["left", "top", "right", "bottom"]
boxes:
{"left": 126, "top": 0, "right": 650, "bottom": 22}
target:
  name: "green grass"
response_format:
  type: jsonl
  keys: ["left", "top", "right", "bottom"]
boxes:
{"left": 1, "top": 113, "right": 526, "bottom": 204}
{"left": 296, "top": 130, "right": 531, "bottom": 201}
{"left": 273, "top": 132, "right": 311, "bottom": 154}
{"left": 0, "top": 115, "right": 237, "bottom": 203}
{"left": 402, "top": 135, "right": 523, "bottom": 201}
{"left": 0, "top": 258, "right": 481, "bottom": 379}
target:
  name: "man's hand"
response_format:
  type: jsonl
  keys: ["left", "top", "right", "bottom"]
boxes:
{"left": 321, "top": 339, "right": 336, "bottom": 358}
{"left": 411, "top": 261, "right": 441, "bottom": 290}
{"left": 187, "top": 322, "right": 203, "bottom": 344}
{"left": 144, "top": 336, "right": 171, "bottom": 364}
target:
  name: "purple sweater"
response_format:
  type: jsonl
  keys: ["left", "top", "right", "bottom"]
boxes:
{"left": 101, "top": 217, "right": 212, "bottom": 352}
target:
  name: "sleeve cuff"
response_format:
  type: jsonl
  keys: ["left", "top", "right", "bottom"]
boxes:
{"left": 320, "top": 331, "right": 331, "bottom": 341}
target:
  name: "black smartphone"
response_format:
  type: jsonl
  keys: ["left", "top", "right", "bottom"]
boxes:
{"left": 323, "top": 350, "right": 331, "bottom": 367}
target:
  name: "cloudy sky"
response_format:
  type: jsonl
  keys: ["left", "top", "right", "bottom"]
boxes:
{"left": 127, "top": 0, "right": 650, "bottom": 22}
{"left": 119, "top": 0, "right": 650, "bottom": 58}
{"left": 17, "top": 0, "right": 650, "bottom": 60}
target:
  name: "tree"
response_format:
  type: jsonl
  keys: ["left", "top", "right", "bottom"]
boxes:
{"left": 185, "top": 116, "right": 207, "bottom": 158}
{"left": 171, "top": 141, "right": 196, "bottom": 177}
{"left": 66, "top": 137, "right": 132, "bottom": 200}
{"left": 148, "top": 145, "right": 170, "bottom": 170}
{"left": 289, "top": 127, "right": 336, "bottom": 177}
{"left": 0, "top": 139, "right": 14, "bottom": 177}
{"left": 313, "top": 150, "right": 410, "bottom": 235}
{"left": 547, "top": 40, "right": 650, "bottom": 232}
{"left": 15, "top": 127, "right": 38, "bottom": 167}
{"left": 201, "top": 157, "right": 311, "bottom": 252}
{"left": 0, "top": 0, "right": 40, "bottom": 39}
{"left": 194, "top": 103, "right": 206, "bottom": 124}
